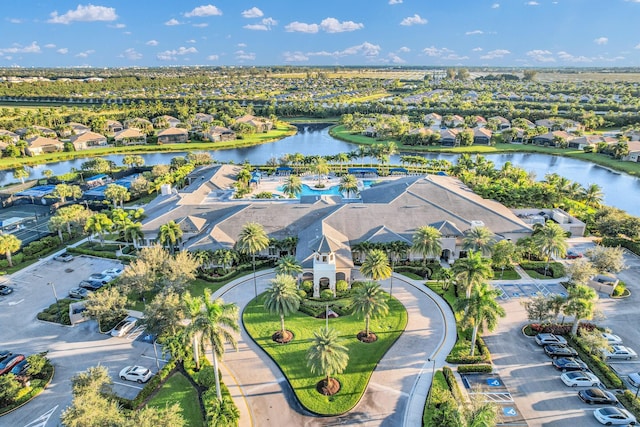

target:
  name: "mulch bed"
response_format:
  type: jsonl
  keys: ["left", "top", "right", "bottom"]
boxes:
{"left": 316, "top": 378, "right": 341, "bottom": 396}
{"left": 272, "top": 330, "right": 294, "bottom": 344}
{"left": 357, "top": 331, "right": 378, "bottom": 343}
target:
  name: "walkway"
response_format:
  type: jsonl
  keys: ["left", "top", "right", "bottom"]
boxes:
{"left": 211, "top": 270, "right": 457, "bottom": 427}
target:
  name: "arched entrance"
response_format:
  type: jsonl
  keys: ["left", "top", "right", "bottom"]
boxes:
{"left": 336, "top": 272, "right": 346, "bottom": 282}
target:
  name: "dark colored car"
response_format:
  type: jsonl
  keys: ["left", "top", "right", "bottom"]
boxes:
{"left": 552, "top": 357, "right": 589, "bottom": 372}
{"left": 79, "top": 280, "right": 104, "bottom": 291}
{"left": 0, "top": 354, "right": 25, "bottom": 375}
{"left": 9, "top": 359, "right": 29, "bottom": 376}
{"left": 566, "top": 251, "right": 583, "bottom": 259}
{"left": 0, "top": 350, "right": 12, "bottom": 362}
{"left": 579, "top": 388, "right": 619, "bottom": 405}
{"left": 544, "top": 344, "right": 579, "bottom": 359}
{"left": 0, "top": 285, "right": 13, "bottom": 295}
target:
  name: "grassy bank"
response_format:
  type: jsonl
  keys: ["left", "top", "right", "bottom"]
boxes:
{"left": 146, "top": 372, "right": 204, "bottom": 427}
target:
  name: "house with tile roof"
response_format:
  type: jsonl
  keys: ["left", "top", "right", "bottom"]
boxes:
{"left": 70, "top": 131, "right": 108, "bottom": 151}
{"left": 473, "top": 127, "right": 493, "bottom": 145}
{"left": 153, "top": 115, "right": 181, "bottom": 128}
{"left": 440, "top": 129, "right": 459, "bottom": 147}
{"left": 234, "top": 115, "right": 273, "bottom": 133}
{"left": 114, "top": 128, "right": 147, "bottom": 145}
{"left": 0, "top": 130, "right": 19, "bottom": 143}
{"left": 25, "top": 136, "right": 64, "bottom": 156}
{"left": 157, "top": 127, "right": 188, "bottom": 144}
{"left": 623, "top": 141, "right": 640, "bottom": 163}
{"left": 106, "top": 120, "right": 124, "bottom": 134}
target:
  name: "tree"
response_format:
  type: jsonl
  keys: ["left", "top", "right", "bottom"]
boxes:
{"left": 434, "top": 268, "right": 453, "bottom": 291}
{"left": 306, "top": 327, "right": 349, "bottom": 393}
{"left": 274, "top": 255, "right": 302, "bottom": 277}
{"left": 491, "top": 240, "right": 520, "bottom": 278}
{"left": 0, "top": 373, "right": 21, "bottom": 406}
{"left": 463, "top": 226, "right": 495, "bottom": 256}
{"left": 313, "top": 158, "right": 329, "bottom": 187}
{"left": 159, "top": 220, "right": 183, "bottom": 254}
{"left": 143, "top": 291, "right": 185, "bottom": 338}
{"left": 582, "top": 183, "right": 604, "bottom": 208}
{"left": 412, "top": 225, "right": 442, "bottom": 266}
{"left": 263, "top": 274, "right": 301, "bottom": 340}
{"left": 455, "top": 282, "right": 506, "bottom": 356}
{"left": 53, "top": 183, "right": 82, "bottom": 204}
{"left": 123, "top": 222, "right": 144, "bottom": 248}
{"left": 104, "top": 183, "right": 130, "bottom": 209}
{"left": 579, "top": 328, "right": 612, "bottom": 355}
{"left": 453, "top": 250, "right": 493, "bottom": 299}
{"left": 523, "top": 69, "right": 538, "bottom": 81}
{"left": 212, "top": 249, "right": 238, "bottom": 274}
{"left": 565, "top": 258, "right": 597, "bottom": 286}
{"left": 182, "top": 291, "right": 204, "bottom": 370}
{"left": 281, "top": 175, "right": 302, "bottom": 198}
{"left": 236, "top": 222, "right": 269, "bottom": 297}
{"left": 360, "top": 249, "right": 392, "bottom": 282}
{"left": 564, "top": 284, "right": 598, "bottom": 336}
{"left": 192, "top": 290, "right": 239, "bottom": 401}
{"left": 84, "top": 213, "right": 113, "bottom": 246}
{"left": 533, "top": 221, "right": 568, "bottom": 275}
{"left": 585, "top": 246, "right": 627, "bottom": 274}
{"left": 12, "top": 167, "right": 29, "bottom": 184}
{"left": 522, "top": 293, "right": 554, "bottom": 324}
{"left": 351, "top": 281, "right": 389, "bottom": 338}
{"left": 84, "top": 287, "right": 128, "bottom": 333}
{"left": 339, "top": 174, "right": 358, "bottom": 198}
{"left": 0, "top": 233, "right": 21, "bottom": 267}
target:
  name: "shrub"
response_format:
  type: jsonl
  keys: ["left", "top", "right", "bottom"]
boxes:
{"left": 442, "top": 366, "right": 464, "bottom": 403}
{"left": 613, "top": 281, "right": 626, "bottom": 297}
{"left": 619, "top": 391, "right": 640, "bottom": 420}
{"left": 350, "top": 281, "right": 366, "bottom": 290}
{"left": 300, "top": 280, "right": 313, "bottom": 293}
{"left": 601, "top": 237, "right": 640, "bottom": 256}
{"left": 457, "top": 364, "right": 493, "bottom": 374}
{"left": 297, "top": 289, "right": 307, "bottom": 299}
{"left": 566, "top": 335, "right": 624, "bottom": 389}
{"left": 520, "top": 261, "right": 565, "bottom": 278}
{"left": 118, "top": 359, "right": 177, "bottom": 410}
{"left": 335, "top": 280, "right": 349, "bottom": 293}
{"left": 37, "top": 299, "right": 72, "bottom": 325}
{"left": 195, "top": 366, "right": 217, "bottom": 389}
{"left": 320, "top": 289, "right": 334, "bottom": 300}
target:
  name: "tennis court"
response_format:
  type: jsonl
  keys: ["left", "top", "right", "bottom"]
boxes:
{"left": 0, "top": 205, "right": 52, "bottom": 245}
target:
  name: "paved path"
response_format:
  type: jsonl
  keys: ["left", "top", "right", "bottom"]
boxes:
{"left": 212, "top": 269, "right": 457, "bottom": 427}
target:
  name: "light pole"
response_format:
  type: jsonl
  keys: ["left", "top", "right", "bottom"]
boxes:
{"left": 47, "top": 282, "right": 61, "bottom": 324}
{"left": 426, "top": 358, "right": 437, "bottom": 410}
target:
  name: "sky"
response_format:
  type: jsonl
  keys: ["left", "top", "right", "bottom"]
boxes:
{"left": 1, "top": 1, "right": 640, "bottom": 68}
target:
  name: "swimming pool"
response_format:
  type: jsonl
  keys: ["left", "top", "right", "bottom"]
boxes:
{"left": 277, "top": 183, "right": 343, "bottom": 196}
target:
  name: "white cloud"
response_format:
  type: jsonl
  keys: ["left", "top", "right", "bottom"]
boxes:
{"left": 244, "top": 17, "right": 277, "bottom": 31}
{"left": 237, "top": 43, "right": 247, "bottom": 48}
{"left": 320, "top": 17, "right": 363, "bottom": 33}
{"left": 635, "top": 43, "right": 640, "bottom": 49}
{"left": 526, "top": 49, "right": 555, "bottom": 62}
{"left": 242, "top": 7, "right": 263, "bottom": 18}
{"left": 235, "top": 50, "right": 256, "bottom": 61}
{"left": 480, "top": 49, "right": 510, "bottom": 59}
{"left": 525, "top": 1, "right": 539, "bottom": 5}
{"left": 422, "top": 46, "right": 453, "bottom": 57}
{"left": 557, "top": 51, "right": 592, "bottom": 63}
{"left": 492, "top": 3, "right": 500, "bottom": 8}
{"left": 400, "top": 14, "right": 427, "bottom": 26}
{"left": 75, "top": 49, "right": 95, "bottom": 58}
{"left": 185, "top": 5, "right": 222, "bottom": 17}
{"left": 121, "top": 48, "right": 142, "bottom": 60}
{"left": 0, "top": 42, "right": 41, "bottom": 54}
{"left": 146, "top": 40, "right": 159, "bottom": 46}
{"left": 165, "top": 18, "right": 181, "bottom": 26}
{"left": 110, "top": 23, "right": 126, "bottom": 29}
{"left": 186, "top": 39, "right": 196, "bottom": 44}
{"left": 48, "top": 4, "right": 117, "bottom": 24}
{"left": 398, "top": 46, "right": 410, "bottom": 53}
{"left": 207, "top": 54, "right": 219, "bottom": 60}
{"left": 8, "top": 18, "right": 22, "bottom": 24}
{"left": 307, "top": 42, "right": 381, "bottom": 59}
{"left": 389, "top": 0, "right": 403, "bottom": 4}
{"left": 285, "top": 21, "right": 319, "bottom": 33}
{"left": 472, "top": 47, "right": 483, "bottom": 52}
{"left": 157, "top": 46, "right": 198, "bottom": 61}
{"left": 465, "top": 30, "right": 483, "bottom": 35}
{"left": 193, "top": 23, "right": 208, "bottom": 27}
{"left": 283, "top": 51, "right": 309, "bottom": 62}
{"left": 594, "top": 37, "right": 608, "bottom": 45}
{"left": 44, "top": 44, "right": 56, "bottom": 49}
{"left": 57, "top": 48, "right": 68, "bottom": 54}
{"left": 388, "top": 53, "right": 406, "bottom": 64}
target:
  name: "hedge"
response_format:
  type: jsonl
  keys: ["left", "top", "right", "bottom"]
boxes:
{"left": 601, "top": 237, "right": 640, "bottom": 256}
{"left": 618, "top": 391, "right": 640, "bottom": 420}
{"left": 197, "top": 260, "right": 274, "bottom": 283}
{"left": 442, "top": 366, "right": 464, "bottom": 403}
{"left": 566, "top": 335, "right": 624, "bottom": 389}
{"left": 446, "top": 337, "right": 492, "bottom": 364}
{"left": 520, "top": 261, "right": 565, "bottom": 279}
{"left": 457, "top": 364, "right": 493, "bottom": 374}
{"left": 67, "top": 246, "right": 118, "bottom": 259}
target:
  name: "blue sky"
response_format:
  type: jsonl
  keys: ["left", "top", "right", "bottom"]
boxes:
{"left": 1, "top": 1, "right": 640, "bottom": 67}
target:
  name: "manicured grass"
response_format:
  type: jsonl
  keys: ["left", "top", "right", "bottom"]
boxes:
{"left": 492, "top": 268, "right": 521, "bottom": 280}
{"left": 422, "top": 370, "right": 450, "bottom": 427}
{"left": 397, "top": 271, "right": 424, "bottom": 280}
{"left": 147, "top": 372, "right": 204, "bottom": 427}
{"left": 243, "top": 294, "right": 407, "bottom": 415}
{"left": 523, "top": 269, "right": 551, "bottom": 279}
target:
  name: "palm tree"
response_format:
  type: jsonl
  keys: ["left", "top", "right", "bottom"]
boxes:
{"left": 123, "top": 222, "right": 144, "bottom": 249}
{"left": 351, "top": 281, "right": 389, "bottom": 339}
{"left": 263, "top": 274, "right": 301, "bottom": 341}
{"left": 412, "top": 226, "right": 442, "bottom": 266}
{"left": 565, "top": 284, "right": 598, "bottom": 336}
{"left": 183, "top": 292, "right": 204, "bottom": 370}
{"left": 193, "top": 289, "right": 239, "bottom": 401}
{"left": 159, "top": 220, "right": 183, "bottom": 254}
{"left": 533, "top": 221, "right": 568, "bottom": 276}
{"left": 0, "top": 233, "right": 21, "bottom": 267}
{"left": 351, "top": 241, "right": 373, "bottom": 263}
{"left": 313, "top": 158, "right": 329, "bottom": 187}
{"left": 582, "top": 183, "right": 604, "bottom": 208}
{"left": 386, "top": 240, "right": 411, "bottom": 296}
{"left": 212, "top": 249, "right": 238, "bottom": 274}
{"left": 84, "top": 213, "right": 113, "bottom": 246}
{"left": 455, "top": 282, "right": 506, "bottom": 356}
{"left": 452, "top": 250, "right": 493, "bottom": 299}
{"left": 360, "top": 249, "right": 392, "bottom": 282}
{"left": 281, "top": 175, "right": 302, "bottom": 199}
{"left": 339, "top": 174, "right": 358, "bottom": 198}
{"left": 306, "top": 327, "right": 349, "bottom": 394}
{"left": 275, "top": 255, "right": 302, "bottom": 277}
{"left": 462, "top": 226, "right": 495, "bottom": 256}
{"left": 236, "top": 222, "right": 269, "bottom": 297}
{"left": 434, "top": 268, "right": 454, "bottom": 291}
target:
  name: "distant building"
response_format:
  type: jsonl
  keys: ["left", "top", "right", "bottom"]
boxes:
{"left": 70, "top": 131, "right": 108, "bottom": 151}
{"left": 157, "top": 127, "right": 188, "bottom": 144}
{"left": 25, "top": 136, "right": 64, "bottom": 156}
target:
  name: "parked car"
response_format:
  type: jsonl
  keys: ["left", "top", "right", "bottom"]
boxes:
{"left": 9, "top": 359, "right": 29, "bottom": 376}
{"left": 601, "top": 333, "right": 623, "bottom": 345}
{"left": 79, "top": 280, "right": 104, "bottom": 291}
{"left": 0, "top": 285, "right": 13, "bottom": 296}
{"left": 593, "top": 407, "right": 637, "bottom": 425}
{"left": 628, "top": 372, "right": 640, "bottom": 388}
{"left": 566, "top": 251, "right": 583, "bottom": 259}
{"left": 561, "top": 371, "right": 601, "bottom": 387}
{"left": 0, "top": 354, "right": 25, "bottom": 375}
{"left": 535, "top": 333, "right": 568, "bottom": 346}
{"left": 544, "top": 344, "right": 578, "bottom": 359}
{"left": 111, "top": 317, "right": 138, "bottom": 337}
{"left": 602, "top": 345, "right": 638, "bottom": 360}
{"left": 119, "top": 365, "right": 153, "bottom": 383}
{"left": 0, "top": 350, "right": 12, "bottom": 362}
{"left": 579, "top": 388, "right": 619, "bottom": 405}
{"left": 53, "top": 252, "right": 74, "bottom": 262}
{"left": 102, "top": 267, "right": 124, "bottom": 278}
{"left": 552, "top": 357, "right": 589, "bottom": 372}
{"left": 88, "top": 273, "right": 113, "bottom": 284}
{"left": 68, "top": 287, "right": 91, "bottom": 299}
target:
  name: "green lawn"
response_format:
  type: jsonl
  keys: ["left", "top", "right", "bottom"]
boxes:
{"left": 422, "top": 370, "right": 449, "bottom": 427}
{"left": 492, "top": 268, "right": 521, "bottom": 280}
{"left": 147, "top": 372, "right": 204, "bottom": 427}
{"left": 243, "top": 294, "right": 407, "bottom": 415}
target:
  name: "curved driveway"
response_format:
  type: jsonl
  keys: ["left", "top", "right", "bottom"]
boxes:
{"left": 213, "top": 270, "right": 456, "bottom": 427}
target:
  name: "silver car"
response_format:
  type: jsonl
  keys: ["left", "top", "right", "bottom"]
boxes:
{"left": 111, "top": 317, "right": 138, "bottom": 337}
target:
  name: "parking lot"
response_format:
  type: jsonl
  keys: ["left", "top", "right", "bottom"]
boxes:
{"left": 0, "top": 253, "right": 162, "bottom": 426}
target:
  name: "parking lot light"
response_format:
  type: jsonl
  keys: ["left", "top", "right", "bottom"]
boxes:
{"left": 47, "top": 281, "right": 62, "bottom": 323}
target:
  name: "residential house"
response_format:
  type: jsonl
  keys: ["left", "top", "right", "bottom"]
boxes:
{"left": 568, "top": 135, "right": 616, "bottom": 150}
{"left": 623, "top": 141, "right": 640, "bottom": 163}
{"left": 70, "top": 131, "right": 108, "bottom": 151}
{"left": 423, "top": 112, "right": 442, "bottom": 129}
{"left": 472, "top": 128, "right": 492, "bottom": 145}
{"left": 531, "top": 131, "right": 574, "bottom": 147}
{"left": 106, "top": 120, "right": 124, "bottom": 134}
{"left": 157, "top": 127, "right": 188, "bottom": 144}
{"left": 25, "top": 136, "right": 64, "bottom": 156}
{"left": 153, "top": 115, "right": 181, "bottom": 128}
{"left": 0, "top": 130, "right": 19, "bottom": 143}
{"left": 15, "top": 125, "right": 57, "bottom": 138}
{"left": 68, "top": 122, "right": 91, "bottom": 135}
{"left": 114, "top": 128, "right": 147, "bottom": 145}
{"left": 440, "top": 129, "right": 459, "bottom": 147}
{"left": 535, "top": 118, "right": 582, "bottom": 132}
{"left": 124, "top": 117, "right": 153, "bottom": 130}
{"left": 489, "top": 116, "right": 511, "bottom": 130}
{"left": 234, "top": 114, "right": 273, "bottom": 133}
{"left": 473, "top": 116, "right": 487, "bottom": 128}
{"left": 204, "top": 126, "right": 236, "bottom": 142}
{"left": 194, "top": 113, "right": 215, "bottom": 124}
{"left": 445, "top": 115, "right": 465, "bottom": 128}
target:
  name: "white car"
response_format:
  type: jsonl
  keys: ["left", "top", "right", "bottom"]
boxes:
{"left": 102, "top": 267, "right": 124, "bottom": 278}
{"left": 628, "top": 372, "right": 640, "bottom": 388}
{"left": 560, "top": 371, "right": 601, "bottom": 387}
{"left": 88, "top": 273, "right": 113, "bottom": 284}
{"left": 111, "top": 317, "right": 138, "bottom": 337}
{"left": 535, "top": 333, "right": 568, "bottom": 346}
{"left": 593, "top": 407, "right": 637, "bottom": 425}
{"left": 601, "top": 333, "right": 623, "bottom": 345}
{"left": 119, "top": 365, "right": 153, "bottom": 383}
{"left": 602, "top": 345, "right": 638, "bottom": 360}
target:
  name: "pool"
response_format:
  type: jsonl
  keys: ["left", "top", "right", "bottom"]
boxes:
{"left": 277, "top": 183, "right": 343, "bottom": 196}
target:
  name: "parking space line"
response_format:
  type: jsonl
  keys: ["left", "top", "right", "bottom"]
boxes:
{"left": 141, "top": 355, "right": 169, "bottom": 363}
{"left": 113, "top": 381, "right": 144, "bottom": 390}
